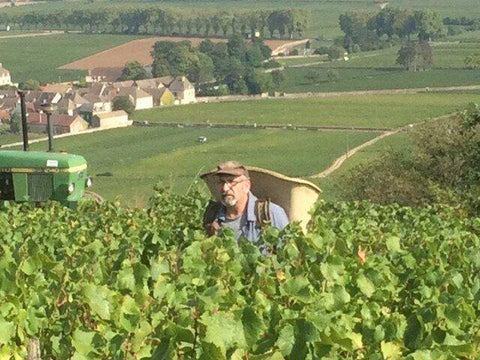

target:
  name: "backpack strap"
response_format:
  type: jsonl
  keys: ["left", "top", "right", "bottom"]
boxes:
{"left": 254, "top": 198, "right": 271, "bottom": 228}
{"left": 203, "top": 200, "right": 223, "bottom": 236}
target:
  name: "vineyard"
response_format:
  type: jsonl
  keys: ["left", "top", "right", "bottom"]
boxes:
{"left": 0, "top": 186, "right": 478, "bottom": 359}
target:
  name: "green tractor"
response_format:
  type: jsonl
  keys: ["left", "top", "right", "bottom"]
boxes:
{"left": 0, "top": 91, "right": 95, "bottom": 207}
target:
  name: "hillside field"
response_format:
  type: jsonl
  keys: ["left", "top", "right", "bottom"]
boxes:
{"left": 21, "top": 127, "right": 379, "bottom": 205}
{"left": 4, "top": 92, "right": 475, "bottom": 205}
{"left": 132, "top": 93, "right": 480, "bottom": 128}
{"left": 0, "top": 33, "right": 143, "bottom": 83}
{"left": 277, "top": 42, "right": 480, "bottom": 93}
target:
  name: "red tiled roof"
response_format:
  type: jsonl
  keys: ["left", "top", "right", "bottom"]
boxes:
{"left": 27, "top": 113, "right": 82, "bottom": 127}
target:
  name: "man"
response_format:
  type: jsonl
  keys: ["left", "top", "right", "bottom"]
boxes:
{"left": 201, "top": 161, "right": 289, "bottom": 243}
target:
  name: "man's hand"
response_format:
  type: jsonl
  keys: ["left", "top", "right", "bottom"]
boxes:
{"left": 206, "top": 220, "right": 221, "bottom": 236}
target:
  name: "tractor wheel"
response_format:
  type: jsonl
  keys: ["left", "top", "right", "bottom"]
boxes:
{"left": 84, "top": 191, "right": 104, "bottom": 203}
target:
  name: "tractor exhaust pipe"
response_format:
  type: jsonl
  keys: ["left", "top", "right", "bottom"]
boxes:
{"left": 18, "top": 90, "right": 29, "bottom": 151}
{"left": 40, "top": 102, "right": 56, "bottom": 152}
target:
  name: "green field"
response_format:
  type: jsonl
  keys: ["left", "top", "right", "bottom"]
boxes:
{"left": 132, "top": 93, "right": 480, "bottom": 128}
{"left": 0, "top": 33, "right": 143, "bottom": 82}
{"left": 278, "top": 42, "right": 480, "bottom": 92}
{"left": 1, "top": 0, "right": 479, "bottom": 39}
{"left": 18, "top": 126, "right": 378, "bottom": 205}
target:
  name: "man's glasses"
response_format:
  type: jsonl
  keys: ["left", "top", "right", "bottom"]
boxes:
{"left": 217, "top": 178, "right": 245, "bottom": 188}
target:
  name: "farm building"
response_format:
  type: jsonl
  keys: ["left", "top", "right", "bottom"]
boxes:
{"left": 0, "top": 63, "right": 12, "bottom": 86}
{"left": 92, "top": 110, "right": 130, "bottom": 129}
{"left": 86, "top": 68, "right": 123, "bottom": 83}
{"left": 27, "top": 113, "right": 89, "bottom": 134}
{"left": 41, "top": 83, "right": 74, "bottom": 94}
{"left": 144, "top": 87, "right": 174, "bottom": 106}
{"left": 169, "top": 76, "right": 196, "bottom": 104}
{"left": 116, "top": 87, "right": 153, "bottom": 110}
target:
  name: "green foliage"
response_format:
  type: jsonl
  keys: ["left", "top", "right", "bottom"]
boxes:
{"left": 339, "top": 9, "right": 443, "bottom": 52}
{"left": 339, "top": 103, "right": 480, "bottom": 215}
{"left": 327, "top": 45, "right": 345, "bottom": 60}
{"left": 271, "top": 70, "right": 285, "bottom": 89}
{"left": 9, "top": 113, "right": 21, "bottom": 134}
{"left": 464, "top": 52, "right": 480, "bottom": 69}
{"left": 0, "top": 190, "right": 479, "bottom": 358}
{"left": 245, "top": 69, "right": 273, "bottom": 94}
{"left": 18, "top": 79, "right": 40, "bottom": 90}
{"left": 326, "top": 68, "right": 339, "bottom": 82}
{"left": 396, "top": 41, "right": 433, "bottom": 72}
{"left": 112, "top": 96, "right": 135, "bottom": 115}
{"left": 304, "top": 68, "right": 322, "bottom": 84}
{"left": 121, "top": 61, "right": 148, "bottom": 81}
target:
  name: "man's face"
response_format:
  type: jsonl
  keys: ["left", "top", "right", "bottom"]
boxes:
{"left": 218, "top": 174, "right": 250, "bottom": 207}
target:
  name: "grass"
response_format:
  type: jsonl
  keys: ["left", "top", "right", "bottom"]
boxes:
{"left": 0, "top": 131, "right": 43, "bottom": 146}
{"left": 276, "top": 55, "right": 328, "bottom": 66}
{"left": 316, "top": 130, "right": 416, "bottom": 201}
{"left": 17, "top": 126, "right": 379, "bottom": 205}
{"left": 277, "top": 43, "right": 480, "bottom": 92}
{"left": 132, "top": 93, "right": 480, "bottom": 129}
{"left": 0, "top": 33, "right": 143, "bottom": 83}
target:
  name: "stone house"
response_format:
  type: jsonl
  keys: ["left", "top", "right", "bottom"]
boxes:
{"left": 86, "top": 68, "right": 123, "bottom": 83}
{"left": 143, "top": 87, "right": 174, "bottom": 106}
{"left": 168, "top": 76, "right": 196, "bottom": 104}
{"left": 0, "top": 63, "right": 12, "bottom": 86}
{"left": 27, "top": 113, "right": 89, "bottom": 134}
{"left": 92, "top": 110, "right": 130, "bottom": 129}
{"left": 116, "top": 87, "right": 153, "bottom": 110}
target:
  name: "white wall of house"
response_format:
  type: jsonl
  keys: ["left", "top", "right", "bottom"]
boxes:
{"left": 92, "top": 113, "right": 129, "bottom": 129}
{"left": 0, "top": 72, "right": 12, "bottom": 86}
{"left": 179, "top": 88, "right": 196, "bottom": 104}
{"left": 70, "top": 118, "right": 89, "bottom": 133}
{"left": 135, "top": 96, "right": 153, "bottom": 110}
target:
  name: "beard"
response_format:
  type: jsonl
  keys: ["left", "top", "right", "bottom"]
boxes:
{"left": 221, "top": 194, "right": 237, "bottom": 207}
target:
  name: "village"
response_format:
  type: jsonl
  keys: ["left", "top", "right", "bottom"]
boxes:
{"left": 0, "top": 63, "right": 196, "bottom": 135}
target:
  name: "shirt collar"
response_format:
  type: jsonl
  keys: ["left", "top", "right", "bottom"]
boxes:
{"left": 246, "top": 191, "right": 258, "bottom": 222}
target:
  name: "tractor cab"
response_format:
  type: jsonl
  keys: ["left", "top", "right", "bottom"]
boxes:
{"left": 0, "top": 150, "right": 91, "bottom": 206}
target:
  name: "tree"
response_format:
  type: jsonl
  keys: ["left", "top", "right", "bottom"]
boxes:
{"left": 465, "top": 53, "right": 480, "bottom": 69}
{"left": 189, "top": 53, "right": 214, "bottom": 84}
{"left": 151, "top": 41, "right": 197, "bottom": 77}
{"left": 121, "top": 61, "right": 148, "bottom": 80}
{"left": 396, "top": 41, "right": 433, "bottom": 71}
{"left": 305, "top": 69, "right": 322, "bottom": 84}
{"left": 327, "top": 69, "right": 340, "bottom": 82}
{"left": 271, "top": 70, "right": 285, "bottom": 89}
{"left": 224, "top": 58, "right": 247, "bottom": 94}
{"left": 246, "top": 44, "right": 264, "bottom": 67}
{"left": 327, "top": 46, "right": 345, "bottom": 60}
{"left": 9, "top": 114, "right": 21, "bottom": 134}
{"left": 245, "top": 69, "right": 273, "bottom": 95}
{"left": 227, "top": 34, "right": 247, "bottom": 60}
{"left": 414, "top": 10, "right": 443, "bottom": 41}
{"left": 18, "top": 79, "right": 40, "bottom": 90}
{"left": 113, "top": 96, "right": 135, "bottom": 115}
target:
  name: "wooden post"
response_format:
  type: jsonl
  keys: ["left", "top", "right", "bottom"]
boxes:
{"left": 27, "top": 338, "right": 41, "bottom": 360}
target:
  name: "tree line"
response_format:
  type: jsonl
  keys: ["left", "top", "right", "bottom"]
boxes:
{"left": 339, "top": 8, "right": 444, "bottom": 52}
{"left": 0, "top": 8, "right": 307, "bottom": 38}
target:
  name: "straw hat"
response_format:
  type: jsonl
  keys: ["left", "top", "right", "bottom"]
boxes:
{"left": 200, "top": 164, "right": 322, "bottom": 231}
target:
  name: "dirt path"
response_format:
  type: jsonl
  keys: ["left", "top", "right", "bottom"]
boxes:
{"left": 309, "top": 129, "right": 399, "bottom": 178}
{"left": 308, "top": 113, "right": 454, "bottom": 178}
{"left": 0, "top": 31, "right": 63, "bottom": 39}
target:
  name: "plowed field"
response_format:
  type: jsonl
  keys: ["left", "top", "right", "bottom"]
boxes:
{"left": 59, "top": 37, "right": 300, "bottom": 70}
